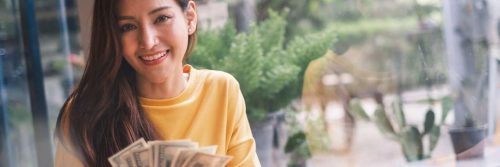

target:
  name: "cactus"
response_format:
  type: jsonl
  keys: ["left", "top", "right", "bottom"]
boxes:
{"left": 423, "top": 109, "right": 435, "bottom": 135}
{"left": 400, "top": 126, "right": 423, "bottom": 161}
{"left": 373, "top": 106, "right": 397, "bottom": 140}
{"left": 428, "top": 125, "right": 440, "bottom": 152}
{"left": 392, "top": 99, "right": 406, "bottom": 128}
{"left": 349, "top": 100, "right": 449, "bottom": 162}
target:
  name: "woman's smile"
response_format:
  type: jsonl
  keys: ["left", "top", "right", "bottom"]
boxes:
{"left": 139, "top": 49, "right": 171, "bottom": 65}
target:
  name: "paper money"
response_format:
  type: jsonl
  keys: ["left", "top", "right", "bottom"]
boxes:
{"left": 172, "top": 146, "right": 218, "bottom": 167}
{"left": 151, "top": 141, "right": 198, "bottom": 167}
{"left": 109, "top": 139, "right": 231, "bottom": 167}
{"left": 130, "top": 147, "right": 153, "bottom": 167}
{"left": 182, "top": 152, "right": 233, "bottom": 167}
{"left": 108, "top": 138, "right": 148, "bottom": 167}
{"left": 122, "top": 154, "right": 136, "bottom": 167}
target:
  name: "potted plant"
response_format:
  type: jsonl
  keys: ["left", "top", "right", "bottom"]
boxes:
{"left": 443, "top": 0, "right": 491, "bottom": 161}
{"left": 189, "top": 11, "right": 335, "bottom": 166}
{"left": 283, "top": 104, "right": 312, "bottom": 167}
{"left": 285, "top": 131, "right": 311, "bottom": 167}
{"left": 447, "top": 91, "right": 488, "bottom": 160}
{"left": 349, "top": 97, "right": 451, "bottom": 162}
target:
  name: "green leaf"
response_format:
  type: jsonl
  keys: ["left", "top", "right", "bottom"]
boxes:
{"left": 392, "top": 99, "right": 406, "bottom": 128}
{"left": 423, "top": 109, "right": 435, "bottom": 135}
{"left": 400, "top": 126, "right": 424, "bottom": 162}
{"left": 190, "top": 12, "right": 337, "bottom": 121}
{"left": 428, "top": 125, "right": 440, "bottom": 153}
{"left": 373, "top": 106, "right": 397, "bottom": 140}
{"left": 260, "top": 64, "right": 300, "bottom": 98}
{"left": 190, "top": 23, "right": 237, "bottom": 69}
{"left": 224, "top": 32, "right": 264, "bottom": 95}
{"left": 256, "top": 10, "right": 287, "bottom": 54}
{"left": 285, "top": 131, "right": 307, "bottom": 153}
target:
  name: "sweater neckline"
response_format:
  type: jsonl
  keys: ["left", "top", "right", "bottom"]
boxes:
{"left": 139, "top": 64, "right": 197, "bottom": 106}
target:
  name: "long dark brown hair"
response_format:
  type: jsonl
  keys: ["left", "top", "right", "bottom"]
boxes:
{"left": 55, "top": 0, "right": 197, "bottom": 166}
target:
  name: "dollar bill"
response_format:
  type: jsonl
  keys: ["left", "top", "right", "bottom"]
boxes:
{"left": 150, "top": 140, "right": 198, "bottom": 167}
{"left": 172, "top": 146, "right": 218, "bottom": 167}
{"left": 122, "top": 154, "right": 136, "bottom": 167}
{"left": 148, "top": 139, "right": 191, "bottom": 164}
{"left": 182, "top": 152, "right": 233, "bottom": 167}
{"left": 130, "top": 147, "right": 153, "bottom": 167}
{"left": 109, "top": 139, "right": 232, "bottom": 167}
{"left": 108, "top": 138, "right": 148, "bottom": 167}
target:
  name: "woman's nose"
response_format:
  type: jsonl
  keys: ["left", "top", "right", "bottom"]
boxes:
{"left": 139, "top": 26, "right": 158, "bottom": 50}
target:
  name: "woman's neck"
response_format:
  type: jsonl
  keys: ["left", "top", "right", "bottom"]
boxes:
{"left": 137, "top": 70, "right": 187, "bottom": 99}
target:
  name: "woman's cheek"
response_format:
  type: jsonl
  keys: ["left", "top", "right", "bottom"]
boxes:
{"left": 121, "top": 37, "right": 136, "bottom": 56}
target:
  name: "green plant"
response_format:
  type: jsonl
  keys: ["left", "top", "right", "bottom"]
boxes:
{"left": 283, "top": 105, "right": 312, "bottom": 167}
{"left": 189, "top": 10, "right": 335, "bottom": 122}
{"left": 349, "top": 97, "right": 452, "bottom": 162}
{"left": 456, "top": 75, "right": 489, "bottom": 128}
{"left": 285, "top": 131, "right": 311, "bottom": 166}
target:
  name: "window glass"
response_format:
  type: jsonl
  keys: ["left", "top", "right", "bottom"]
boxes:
{"left": 1, "top": 0, "right": 38, "bottom": 166}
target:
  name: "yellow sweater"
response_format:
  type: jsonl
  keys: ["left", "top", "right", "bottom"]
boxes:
{"left": 55, "top": 65, "right": 261, "bottom": 167}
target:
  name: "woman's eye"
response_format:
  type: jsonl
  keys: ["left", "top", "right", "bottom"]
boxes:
{"left": 154, "top": 15, "right": 170, "bottom": 24}
{"left": 120, "top": 24, "right": 137, "bottom": 33}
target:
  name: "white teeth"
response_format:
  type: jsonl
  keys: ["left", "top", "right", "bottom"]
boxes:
{"left": 141, "top": 51, "right": 167, "bottom": 61}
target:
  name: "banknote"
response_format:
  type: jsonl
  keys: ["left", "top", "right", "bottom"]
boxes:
{"left": 122, "top": 154, "right": 136, "bottom": 167}
{"left": 130, "top": 147, "right": 153, "bottom": 167}
{"left": 108, "top": 138, "right": 148, "bottom": 167}
{"left": 147, "top": 140, "right": 193, "bottom": 166}
{"left": 172, "top": 146, "right": 218, "bottom": 167}
{"left": 182, "top": 152, "right": 232, "bottom": 167}
{"left": 109, "top": 139, "right": 232, "bottom": 167}
{"left": 150, "top": 140, "right": 198, "bottom": 167}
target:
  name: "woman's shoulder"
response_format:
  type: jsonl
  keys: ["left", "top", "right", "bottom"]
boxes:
{"left": 196, "top": 69, "right": 240, "bottom": 88}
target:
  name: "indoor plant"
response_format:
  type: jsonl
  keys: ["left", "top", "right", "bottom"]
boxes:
{"left": 189, "top": 10, "right": 335, "bottom": 122}
{"left": 285, "top": 131, "right": 311, "bottom": 167}
{"left": 448, "top": 91, "right": 488, "bottom": 160}
{"left": 442, "top": 0, "right": 491, "bottom": 161}
{"left": 189, "top": 10, "right": 335, "bottom": 166}
{"left": 282, "top": 104, "right": 312, "bottom": 167}
{"left": 349, "top": 97, "right": 451, "bottom": 162}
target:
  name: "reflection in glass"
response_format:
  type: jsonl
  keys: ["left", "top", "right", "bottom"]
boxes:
{"left": 1, "top": 0, "right": 38, "bottom": 166}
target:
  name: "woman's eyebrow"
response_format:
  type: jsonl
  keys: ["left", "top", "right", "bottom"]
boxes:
{"left": 148, "top": 6, "right": 172, "bottom": 15}
{"left": 118, "top": 16, "right": 134, "bottom": 21}
{"left": 118, "top": 6, "right": 172, "bottom": 21}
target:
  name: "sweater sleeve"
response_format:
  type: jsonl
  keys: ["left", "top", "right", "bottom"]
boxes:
{"left": 226, "top": 81, "right": 261, "bottom": 167}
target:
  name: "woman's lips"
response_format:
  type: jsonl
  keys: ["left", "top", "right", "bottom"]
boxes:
{"left": 140, "top": 50, "right": 170, "bottom": 65}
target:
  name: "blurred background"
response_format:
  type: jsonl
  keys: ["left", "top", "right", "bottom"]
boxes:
{"left": 1, "top": 0, "right": 499, "bottom": 166}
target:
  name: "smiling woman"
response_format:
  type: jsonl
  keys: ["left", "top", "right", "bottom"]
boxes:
{"left": 54, "top": 0, "right": 260, "bottom": 166}
{"left": 117, "top": 0, "right": 195, "bottom": 99}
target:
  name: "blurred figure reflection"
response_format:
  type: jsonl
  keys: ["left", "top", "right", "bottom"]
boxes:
{"left": 302, "top": 36, "right": 385, "bottom": 154}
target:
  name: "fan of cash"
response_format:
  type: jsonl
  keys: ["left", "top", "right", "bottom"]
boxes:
{"left": 108, "top": 138, "right": 233, "bottom": 167}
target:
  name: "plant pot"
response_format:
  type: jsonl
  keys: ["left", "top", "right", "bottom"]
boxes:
{"left": 287, "top": 153, "right": 308, "bottom": 167}
{"left": 288, "top": 161, "right": 307, "bottom": 167}
{"left": 448, "top": 126, "right": 487, "bottom": 160}
{"left": 251, "top": 113, "right": 277, "bottom": 167}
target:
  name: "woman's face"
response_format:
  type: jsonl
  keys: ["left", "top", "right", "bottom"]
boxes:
{"left": 118, "top": 0, "right": 197, "bottom": 83}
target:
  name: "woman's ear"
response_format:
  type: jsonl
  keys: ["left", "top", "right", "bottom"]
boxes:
{"left": 186, "top": 1, "right": 198, "bottom": 35}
